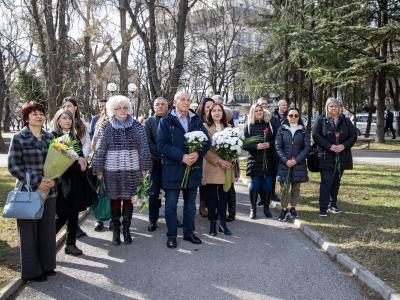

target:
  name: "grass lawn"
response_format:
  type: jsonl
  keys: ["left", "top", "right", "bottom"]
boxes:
{"left": 240, "top": 161, "right": 400, "bottom": 291}
{"left": 0, "top": 168, "right": 19, "bottom": 289}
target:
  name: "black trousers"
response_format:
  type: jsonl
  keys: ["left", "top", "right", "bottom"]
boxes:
{"left": 384, "top": 124, "right": 396, "bottom": 138}
{"left": 205, "top": 184, "right": 227, "bottom": 222}
{"left": 56, "top": 211, "right": 79, "bottom": 246}
{"left": 319, "top": 169, "right": 344, "bottom": 210}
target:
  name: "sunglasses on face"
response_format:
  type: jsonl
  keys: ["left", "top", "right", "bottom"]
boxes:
{"left": 288, "top": 114, "right": 299, "bottom": 118}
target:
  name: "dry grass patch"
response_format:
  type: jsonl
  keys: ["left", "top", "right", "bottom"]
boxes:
{"left": 352, "top": 138, "right": 400, "bottom": 151}
{"left": 0, "top": 168, "right": 20, "bottom": 289}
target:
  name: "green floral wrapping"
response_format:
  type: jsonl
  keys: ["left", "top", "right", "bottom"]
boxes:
{"left": 43, "top": 145, "right": 76, "bottom": 179}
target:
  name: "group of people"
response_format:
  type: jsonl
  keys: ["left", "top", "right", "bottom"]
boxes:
{"left": 7, "top": 91, "right": 358, "bottom": 283}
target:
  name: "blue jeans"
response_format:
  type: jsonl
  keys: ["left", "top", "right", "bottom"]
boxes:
{"left": 249, "top": 176, "right": 272, "bottom": 192}
{"left": 148, "top": 162, "right": 162, "bottom": 224}
{"left": 164, "top": 188, "right": 197, "bottom": 238}
{"left": 319, "top": 169, "right": 344, "bottom": 210}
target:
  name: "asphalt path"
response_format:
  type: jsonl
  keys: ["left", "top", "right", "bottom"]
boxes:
{"left": 14, "top": 183, "right": 373, "bottom": 300}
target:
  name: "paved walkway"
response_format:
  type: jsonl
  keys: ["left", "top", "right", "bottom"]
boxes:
{"left": 14, "top": 184, "right": 373, "bottom": 300}
{"left": 352, "top": 150, "right": 400, "bottom": 166}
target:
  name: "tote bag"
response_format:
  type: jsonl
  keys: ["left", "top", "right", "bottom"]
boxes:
{"left": 3, "top": 172, "right": 44, "bottom": 219}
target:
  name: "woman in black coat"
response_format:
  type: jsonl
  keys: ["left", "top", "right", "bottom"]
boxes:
{"left": 312, "top": 98, "right": 357, "bottom": 217}
{"left": 243, "top": 103, "right": 277, "bottom": 219}
{"left": 275, "top": 108, "right": 310, "bottom": 221}
{"left": 50, "top": 109, "right": 91, "bottom": 256}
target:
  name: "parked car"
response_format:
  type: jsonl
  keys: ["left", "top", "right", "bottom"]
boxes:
{"left": 350, "top": 112, "right": 398, "bottom": 136}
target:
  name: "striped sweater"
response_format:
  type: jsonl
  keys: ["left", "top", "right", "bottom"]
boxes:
{"left": 92, "top": 115, "right": 152, "bottom": 199}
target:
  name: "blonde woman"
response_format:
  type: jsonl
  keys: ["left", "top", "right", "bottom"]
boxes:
{"left": 243, "top": 103, "right": 277, "bottom": 219}
{"left": 50, "top": 109, "right": 91, "bottom": 255}
{"left": 312, "top": 98, "right": 357, "bottom": 217}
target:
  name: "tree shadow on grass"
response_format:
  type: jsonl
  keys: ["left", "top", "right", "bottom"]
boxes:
{"left": 0, "top": 239, "right": 20, "bottom": 273}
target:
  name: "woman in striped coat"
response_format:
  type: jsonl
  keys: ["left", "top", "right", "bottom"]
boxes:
{"left": 93, "top": 95, "right": 152, "bottom": 246}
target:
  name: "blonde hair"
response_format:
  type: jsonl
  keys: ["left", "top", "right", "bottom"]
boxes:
{"left": 325, "top": 97, "right": 342, "bottom": 118}
{"left": 50, "top": 109, "right": 77, "bottom": 137}
{"left": 106, "top": 95, "right": 133, "bottom": 117}
{"left": 248, "top": 103, "right": 271, "bottom": 125}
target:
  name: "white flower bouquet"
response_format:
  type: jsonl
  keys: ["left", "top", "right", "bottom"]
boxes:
{"left": 181, "top": 130, "right": 209, "bottom": 189}
{"left": 212, "top": 127, "right": 244, "bottom": 192}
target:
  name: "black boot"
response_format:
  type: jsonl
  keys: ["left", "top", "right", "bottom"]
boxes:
{"left": 226, "top": 185, "right": 236, "bottom": 221}
{"left": 257, "top": 191, "right": 264, "bottom": 206}
{"left": 262, "top": 192, "right": 273, "bottom": 218}
{"left": 111, "top": 208, "right": 121, "bottom": 246}
{"left": 218, "top": 222, "right": 232, "bottom": 235}
{"left": 249, "top": 190, "right": 258, "bottom": 219}
{"left": 209, "top": 221, "right": 217, "bottom": 236}
{"left": 122, "top": 206, "right": 133, "bottom": 245}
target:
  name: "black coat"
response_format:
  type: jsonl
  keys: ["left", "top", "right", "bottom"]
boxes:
{"left": 52, "top": 132, "right": 92, "bottom": 214}
{"left": 276, "top": 124, "right": 310, "bottom": 183}
{"left": 243, "top": 120, "right": 277, "bottom": 177}
{"left": 312, "top": 114, "right": 357, "bottom": 170}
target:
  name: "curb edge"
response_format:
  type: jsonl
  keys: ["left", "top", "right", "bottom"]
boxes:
{"left": 0, "top": 210, "right": 90, "bottom": 300}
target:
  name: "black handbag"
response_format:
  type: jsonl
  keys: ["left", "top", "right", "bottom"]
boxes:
{"left": 307, "top": 144, "right": 320, "bottom": 172}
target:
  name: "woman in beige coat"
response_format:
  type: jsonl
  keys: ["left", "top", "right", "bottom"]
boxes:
{"left": 203, "top": 103, "right": 235, "bottom": 236}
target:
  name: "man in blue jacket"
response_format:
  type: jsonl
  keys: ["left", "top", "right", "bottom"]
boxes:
{"left": 157, "top": 91, "right": 210, "bottom": 249}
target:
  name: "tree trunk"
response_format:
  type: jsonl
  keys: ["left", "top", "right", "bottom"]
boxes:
{"left": 365, "top": 74, "right": 377, "bottom": 138}
{"left": 0, "top": 49, "right": 7, "bottom": 151}
{"left": 84, "top": 35, "right": 91, "bottom": 109}
{"left": 3, "top": 96, "right": 11, "bottom": 133}
{"left": 392, "top": 77, "right": 399, "bottom": 111}
{"left": 119, "top": 0, "right": 129, "bottom": 96}
{"left": 307, "top": 79, "right": 313, "bottom": 132}
{"left": 375, "top": 0, "right": 388, "bottom": 143}
{"left": 165, "top": 0, "right": 191, "bottom": 103}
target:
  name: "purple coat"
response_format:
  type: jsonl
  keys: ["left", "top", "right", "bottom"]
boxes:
{"left": 93, "top": 115, "right": 152, "bottom": 199}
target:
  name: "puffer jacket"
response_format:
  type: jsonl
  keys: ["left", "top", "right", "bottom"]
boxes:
{"left": 275, "top": 124, "right": 310, "bottom": 183}
{"left": 312, "top": 114, "right": 357, "bottom": 170}
{"left": 243, "top": 120, "right": 277, "bottom": 177}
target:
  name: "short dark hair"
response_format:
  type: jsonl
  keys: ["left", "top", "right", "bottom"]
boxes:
{"left": 99, "top": 99, "right": 107, "bottom": 103}
{"left": 21, "top": 101, "right": 45, "bottom": 125}
{"left": 283, "top": 107, "right": 304, "bottom": 126}
{"left": 206, "top": 103, "right": 228, "bottom": 127}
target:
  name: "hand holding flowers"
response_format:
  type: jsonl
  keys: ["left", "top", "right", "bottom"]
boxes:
{"left": 181, "top": 131, "right": 209, "bottom": 189}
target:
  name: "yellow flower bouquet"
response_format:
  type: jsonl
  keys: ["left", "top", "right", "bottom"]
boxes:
{"left": 44, "top": 134, "right": 81, "bottom": 180}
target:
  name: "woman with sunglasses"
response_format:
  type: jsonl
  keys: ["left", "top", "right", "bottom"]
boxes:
{"left": 275, "top": 108, "right": 310, "bottom": 221}
{"left": 243, "top": 103, "right": 277, "bottom": 219}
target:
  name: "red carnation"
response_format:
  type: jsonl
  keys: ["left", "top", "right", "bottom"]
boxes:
{"left": 335, "top": 131, "right": 341, "bottom": 137}
{"left": 291, "top": 155, "right": 296, "bottom": 161}
{"left": 263, "top": 128, "right": 270, "bottom": 134}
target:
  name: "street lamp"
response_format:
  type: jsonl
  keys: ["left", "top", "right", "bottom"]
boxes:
{"left": 107, "top": 82, "right": 117, "bottom": 96}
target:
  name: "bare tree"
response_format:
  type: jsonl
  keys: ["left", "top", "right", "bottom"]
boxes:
{"left": 26, "top": 0, "right": 70, "bottom": 116}
{"left": 126, "top": 0, "right": 198, "bottom": 103}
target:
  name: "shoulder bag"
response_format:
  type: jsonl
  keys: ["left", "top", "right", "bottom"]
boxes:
{"left": 307, "top": 143, "right": 320, "bottom": 172}
{"left": 2, "top": 172, "right": 44, "bottom": 219}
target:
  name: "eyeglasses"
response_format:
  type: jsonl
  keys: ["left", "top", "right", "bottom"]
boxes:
{"left": 288, "top": 114, "right": 299, "bottom": 118}
{"left": 115, "top": 106, "right": 129, "bottom": 111}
